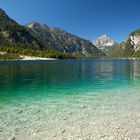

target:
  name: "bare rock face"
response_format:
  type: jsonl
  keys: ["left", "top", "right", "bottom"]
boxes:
{"left": 25, "top": 22, "right": 104, "bottom": 57}
{"left": 115, "top": 29, "right": 140, "bottom": 57}
{"left": 0, "top": 8, "right": 104, "bottom": 58}
{"left": 93, "top": 35, "right": 115, "bottom": 48}
{"left": 93, "top": 35, "right": 118, "bottom": 55}
{"left": 0, "top": 9, "right": 43, "bottom": 49}
{"left": 130, "top": 35, "right": 140, "bottom": 52}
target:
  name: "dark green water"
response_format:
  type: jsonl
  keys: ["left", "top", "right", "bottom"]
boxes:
{"left": 0, "top": 59, "right": 140, "bottom": 106}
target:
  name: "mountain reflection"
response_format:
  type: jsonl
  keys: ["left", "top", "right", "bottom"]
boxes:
{"left": 0, "top": 60, "right": 140, "bottom": 102}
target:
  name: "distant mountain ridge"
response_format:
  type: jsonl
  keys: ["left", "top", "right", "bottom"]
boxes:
{"left": 1, "top": 8, "right": 140, "bottom": 58}
{"left": 0, "top": 8, "right": 104, "bottom": 58}
{"left": 0, "top": 9, "right": 43, "bottom": 49}
{"left": 93, "top": 35, "right": 119, "bottom": 55}
{"left": 108, "top": 29, "right": 140, "bottom": 58}
{"left": 25, "top": 21, "right": 104, "bottom": 57}
{"left": 93, "top": 35, "right": 115, "bottom": 47}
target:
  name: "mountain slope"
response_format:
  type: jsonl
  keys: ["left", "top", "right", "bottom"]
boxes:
{"left": 109, "top": 29, "right": 140, "bottom": 58}
{"left": 93, "top": 35, "right": 119, "bottom": 55}
{"left": 0, "top": 9, "right": 44, "bottom": 49}
{"left": 25, "top": 21, "right": 104, "bottom": 57}
{"left": 0, "top": 8, "right": 104, "bottom": 58}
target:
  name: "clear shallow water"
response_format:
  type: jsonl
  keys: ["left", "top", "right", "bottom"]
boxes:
{"left": 0, "top": 59, "right": 140, "bottom": 103}
{"left": 0, "top": 59, "right": 140, "bottom": 140}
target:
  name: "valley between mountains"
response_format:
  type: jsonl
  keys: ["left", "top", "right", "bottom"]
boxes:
{"left": 0, "top": 8, "right": 140, "bottom": 59}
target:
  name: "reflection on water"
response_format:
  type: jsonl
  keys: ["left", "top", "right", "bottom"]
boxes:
{"left": 0, "top": 59, "right": 140, "bottom": 104}
{"left": 133, "top": 60, "right": 140, "bottom": 80}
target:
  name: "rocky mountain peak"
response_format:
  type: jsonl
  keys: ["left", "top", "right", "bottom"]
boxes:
{"left": 0, "top": 8, "right": 11, "bottom": 20}
{"left": 92, "top": 35, "right": 119, "bottom": 55}
{"left": 25, "top": 21, "right": 50, "bottom": 30}
{"left": 0, "top": 8, "right": 6, "bottom": 15}
{"left": 93, "top": 35, "right": 115, "bottom": 47}
{"left": 0, "top": 8, "right": 104, "bottom": 58}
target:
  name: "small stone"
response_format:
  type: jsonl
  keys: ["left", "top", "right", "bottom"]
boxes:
{"left": 37, "top": 110, "right": 41, "bottom": 113}
{"left": 59, "top": 128, "right": 66, "bottom": 134}
{"left": 116, "top": 127, "right": 121, "bottom": 129}
{"left": 63, "top": 117, "right": 67, "bottom": 120}
{"left": 59, "top": 127, "right": 62, "bottom": 130}
{"left": 15, "top": 109, "right": 23, "bottom": 114}
{"left": 100, "top": 134, "right": 106, "bottom": 139}
{"left": 14, "top": 128, "right": 19, "bottom": 132}
{"left": 0, "top": 128, "right": 3, "bottom": 132}
{"left": 53, "top": 134, "right": 57, "bottom": 137}
{"left": 85, "top": 113, "right": 89, "bottom": 116}
{"left": 8, "top": 136, "right": 16, "bottom": 140}
{"left": 35, "top": 129, "right": 40, "bottom": 133}
{"left": 68, "top": 112, "right": 72, "bottom": 115}
{"left": 33, "top": 132, "right": 36, "bottom": 136}
{"left": 81, "top": 105, "right": 86, "bottom": 108}
{"left": 19, "top": 110, "right": 23, "bottom": 114}
{"left": 61, "top": 129, "right": 66, "bottom": 134}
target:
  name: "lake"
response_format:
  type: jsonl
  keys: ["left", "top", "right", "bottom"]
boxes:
{"left": 0, "top": 59, "right": 140, "bottom": 140}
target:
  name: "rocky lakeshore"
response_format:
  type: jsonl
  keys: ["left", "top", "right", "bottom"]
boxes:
{"left": 0, "top": 88, "right": 140, "bottom": 140}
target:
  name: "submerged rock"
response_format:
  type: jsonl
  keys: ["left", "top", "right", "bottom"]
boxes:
{"left": 18, "top": 110, "right": 23, "bottom": 114}
{"left": 8, "top": 136, "right": 16, "bottom": 140}
{"left": 61, "top": 129, "right": 66, "bottom": 134}
{"left": 68, "top": 112, "right": 73, "bottom": 115}
{"left": 80, "top": 105, "right": 86, "bottom": 108}
{"left": 59, "top": 128, "right": 66, "bottom": 134}
{"left": 0, "top": 128, "right": 3, "bottom": 132}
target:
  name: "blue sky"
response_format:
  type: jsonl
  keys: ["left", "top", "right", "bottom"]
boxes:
{"left": 1, "top": 0, "right": 140, "bottom": 42}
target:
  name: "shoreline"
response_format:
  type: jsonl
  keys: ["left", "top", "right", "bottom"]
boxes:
{"left": 0, "top": 54, "right": 140, "bottom": 61}
{"left": 20, "top": 55, "right": 57, "bottom": 60}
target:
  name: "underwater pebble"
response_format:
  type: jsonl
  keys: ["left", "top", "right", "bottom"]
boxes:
{"left": 0, "top": 128, "right": 3, "bottom": 132}
{"left": 99, "top": 134, "right": 106, "bottom": 139}
{"left": 68, "top": 112, "right": 73, "bottom": 115}
{"left": 53, "top": 134, "right": 57, "bottom": 137}
{"left": 61, "top": 129, "right": 66, "bottom": 134}
{"left": 8, "top": 136, "right": 16, "bottom": 140}
{"left": 63, "top": 117, "right": 67, "bottom": 120}
{"left": 80, "top": 105, "right": 86, "bottom": 108}
{"left": 59, "top": 128, "right": 66, "bottom": 134}
{"left": 18, "top": 110, "right": 23, "bottom": 114}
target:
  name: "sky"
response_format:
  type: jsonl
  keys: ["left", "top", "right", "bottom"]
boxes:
{"left": 1, "top": 0, "right": 140, "bottom": 42}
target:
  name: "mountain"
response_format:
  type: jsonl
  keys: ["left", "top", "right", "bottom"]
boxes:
{"left": 109, "top": 29, "right": 140, "bottom": 58}
{"left": 0, "top": 8, "right": 43, "bottom": 49}
{"left": 93, "top": 35, "right": 119, "bottom": 55}
{"left": 0, "top": 8, "right": 104, "bottom": 58}
{"left": 25, "top": 21, "right": 54, "bottom": 49}
{"left": 128, "top": 29, "right": 140, "bottom": 57}
{"left": 25, "top": 21, "right": 104, "bottom": 57}
{"left": 93, "top": 35, "right": 115, "bottom": 47}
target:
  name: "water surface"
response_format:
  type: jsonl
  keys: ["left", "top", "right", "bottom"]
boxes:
{"left": 0, "top": 59, "right": 140, "bottom": 140}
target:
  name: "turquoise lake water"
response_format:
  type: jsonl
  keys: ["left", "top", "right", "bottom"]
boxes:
{"left": 0, "top": 59, "right": 140, "bottom": 105}
{"left": 0, "top": 59, "right": 140, "bottom": 139}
